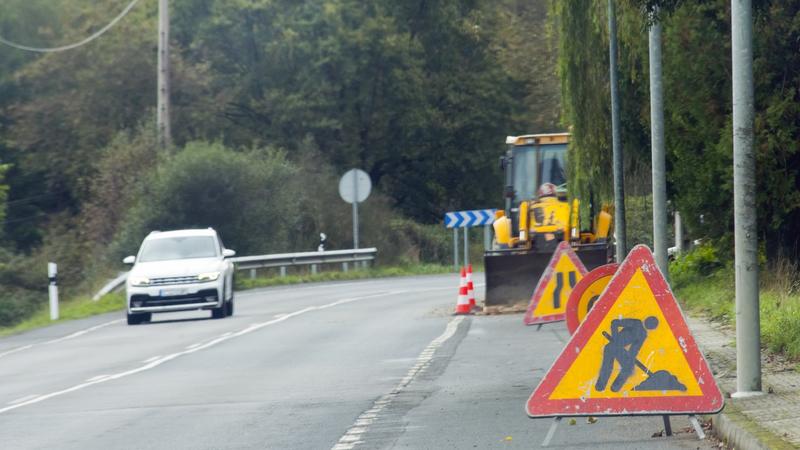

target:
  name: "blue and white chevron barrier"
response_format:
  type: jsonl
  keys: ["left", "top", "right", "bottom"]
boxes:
{"left": 444, "top": 209, "right": 497, "bottom": 228}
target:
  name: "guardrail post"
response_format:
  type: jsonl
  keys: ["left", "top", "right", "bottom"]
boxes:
{"left": 311, "top": 264, "right": 317, "bottom": 275}
{"left": 250, "top": 268, "right": 256, "bottom": 279}
{"left": 342, "top": 262, "right": 349, "bottom": 272}
{"left": 280, "top": 266, "right": 286, "bottom": 277}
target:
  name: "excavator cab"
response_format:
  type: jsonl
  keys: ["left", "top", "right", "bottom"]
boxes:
{"left": 485, "top": 133, "right": 613, "bottom": 306}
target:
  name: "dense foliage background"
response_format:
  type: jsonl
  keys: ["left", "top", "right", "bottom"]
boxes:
{"left": 1, "top": 0, "right": 798, "bottom": 328}
{"left": 551, "top": 0, "right": 800, "bottom": 258}
{"left": 0, "top": 0, "right": 559, "bottom": 324}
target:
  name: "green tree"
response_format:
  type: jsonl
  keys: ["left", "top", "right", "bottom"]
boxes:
{"left": 550, "top": 0, "right": 800, "bottom": 257}
{"left": 172, "top": 0, "right": 526, "bottom": 220}
{"left": 113, "top": 142, "right": 298, "bottom": 257}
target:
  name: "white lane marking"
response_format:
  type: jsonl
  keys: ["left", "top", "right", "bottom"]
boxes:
{"left": 0, "top": 319, "right": 124, "bottom": 361}
{"left": 142, "top": 355, "right": 161, "bottom": 363}
{"left": 0, "top": 345, "right": 33, "bottom": 359}
{"left": 273, "top": 314, "right": 288, "bottom": 319}
{"left": 7, "top": 394, "right": 39, "bottom": 405}
{"left": 85, "top": 375, "right": 109, "bottom": 382}
{"left": 0, "top": 288, "right": 451, "bottom": 415}
{"left": 185, "top": 343, "right": 202, "bottom": 350}
{"left": 43, "top": 319, "right": 124, "bottom": 345}
{"left": 236, "top": 276, "right": 459, "bottom": 298}
{"left": 332, "top": 316, "right": 465, "bottom": 450}
{"left": 235, "top": 281, "right": 378, "bottom": 298}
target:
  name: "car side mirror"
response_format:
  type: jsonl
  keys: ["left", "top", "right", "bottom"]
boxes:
{"left": 222, "top": 249, "right": 236, "bottom": 258}
{"left": 123, "top": 255, "right": 136, "bottom": 265}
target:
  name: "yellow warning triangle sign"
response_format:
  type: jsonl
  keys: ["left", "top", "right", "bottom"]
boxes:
{"left": 527, "top": 245, "right": 724, "bottom": 417}
{"left": 523, "top": 242, "right": 588, "bottom": 325}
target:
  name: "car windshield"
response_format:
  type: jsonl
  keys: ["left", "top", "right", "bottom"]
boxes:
{"left": 138, "top": 236, "right": 218, "bottom": 262}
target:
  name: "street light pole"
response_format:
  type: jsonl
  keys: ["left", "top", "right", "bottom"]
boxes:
{"left": 157, "top": 0, "right": 172, "bottom": 148}
{"left": 648, "top": 15, "right": 668, "bottom": 279}
{"left": 608, "top": 0, "right": 627, "bottom": 262}
{"left": 731, "top": 0, "right": 762, "bottom": 397}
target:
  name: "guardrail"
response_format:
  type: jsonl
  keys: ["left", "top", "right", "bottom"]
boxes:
{"left": 232, "top": 248, "right": 377, "bottom": 278}
{"left": 91, "top": 248, "right": 378, "bottom": 300}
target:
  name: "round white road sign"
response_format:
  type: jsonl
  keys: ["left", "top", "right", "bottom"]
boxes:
{"left": 339, "top": 169, "right": 372, "bottom": 204}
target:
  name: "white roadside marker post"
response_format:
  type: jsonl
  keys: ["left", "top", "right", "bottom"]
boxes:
{"left": 48, "top": 262, "right": 59, "bottom": 321}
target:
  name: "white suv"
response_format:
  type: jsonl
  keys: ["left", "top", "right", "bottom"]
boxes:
{"left": 123, "top": 229, "right": 236, "bottom": 325}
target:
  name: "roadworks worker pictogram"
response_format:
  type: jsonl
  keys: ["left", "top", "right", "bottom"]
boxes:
{"left": 595, "top": 316, "right": 686, "bottom": 393}
{"left": 527, "top": 245, "right": 723, "bottom": 417}
{"left": 523, "top": 241, "right": 588, "bottom": 325}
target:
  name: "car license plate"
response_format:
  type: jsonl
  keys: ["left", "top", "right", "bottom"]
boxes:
{"left": 159, "top": 288, "right": 187, "bottom": 297}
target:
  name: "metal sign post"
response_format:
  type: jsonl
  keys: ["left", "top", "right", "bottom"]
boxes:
{"left": 352, "top": 175, "right": 359, "bottom": 249}
{"left": 444, "top": 209, "right": 496, "bottom": 271}
{"left": 453, "top": 228, "right": 459, "bottom": 271}
{"left": 339, "top": 169, "right": 372, "bottom": 251}
{"left": 463, "top": 227, "right": 469, "bottom": 267}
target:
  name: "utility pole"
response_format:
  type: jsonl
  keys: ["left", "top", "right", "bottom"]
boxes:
{"left": 648, "top": 14, "right": 668, "bottom": 278}
{"left": 731, "top": 0, "right": 761, "bottom": 397}
{"left": 608, "top": 0, "right": 627, "bottom": 262}
{"left": 157, "top": 0, "right": 172, "bottom": 148}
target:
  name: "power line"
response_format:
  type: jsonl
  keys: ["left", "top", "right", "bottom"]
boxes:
{"left": 1, "top": 212, "right": 48, "bottom": 226}
{"left": 0, "top": 0, "right": 143, "bottom": 53}
{"left": 5, "top": 190, "right": 69, "bottom": 207}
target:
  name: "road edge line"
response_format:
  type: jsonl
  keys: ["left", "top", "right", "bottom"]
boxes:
{"left": 332, "top": 316, "right": 466, "bottom": 450}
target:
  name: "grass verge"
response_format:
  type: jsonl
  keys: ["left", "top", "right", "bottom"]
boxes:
{"left": 0, "top": 264, "right": 456, "bottom": 337}
{"left": 671, "top": 246, "right": 800, "bottom": 361}
{"left": 0, "top": 292, "right": 126, "bottom": 337}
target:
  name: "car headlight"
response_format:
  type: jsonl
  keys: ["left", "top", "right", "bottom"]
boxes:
{"left": 129, "top": 276, "right": 151, "bottom": 287}
{"left": 198, "top": 271, "right": 220, "bottom": 282}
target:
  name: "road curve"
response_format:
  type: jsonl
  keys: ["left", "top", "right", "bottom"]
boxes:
{"left": 0, "top": 274, "right": 712, "bottom": 449}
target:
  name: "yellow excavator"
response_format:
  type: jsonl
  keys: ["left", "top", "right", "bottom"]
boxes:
{"left": 484, "top": 133, "right": 614, "bottom": 306}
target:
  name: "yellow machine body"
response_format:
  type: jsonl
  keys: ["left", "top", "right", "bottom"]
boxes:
{"left": 484, "top": 133, "right": 614, "bottom": 306}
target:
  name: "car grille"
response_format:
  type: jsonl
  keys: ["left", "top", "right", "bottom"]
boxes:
{"left": 131, "top": 289, "right": 218, "bottom": 308}
{"left": 149, "top": 275, "right": 201, "bottom": 286}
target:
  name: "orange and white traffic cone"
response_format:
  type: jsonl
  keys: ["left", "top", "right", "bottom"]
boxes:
{"left": 454, "top": 267, "right": 472, "bottom": 315}
{"left": 466, "top": 264, "right": 476, "bottom": 310}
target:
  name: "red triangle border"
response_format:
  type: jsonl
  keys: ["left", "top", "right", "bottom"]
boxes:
{"left": 526, "top": 245, "right": 724, "bottom": 417}
{"left": 523, "top": 241, "right": 588, "bottom": 326}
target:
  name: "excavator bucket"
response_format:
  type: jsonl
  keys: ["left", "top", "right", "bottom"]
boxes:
{"left": 484, "top": 243, "right": 611, "bottom": 307}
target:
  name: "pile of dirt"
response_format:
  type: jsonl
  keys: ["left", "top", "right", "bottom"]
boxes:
{"left": 478, "top": 303, "right": 528, "bottom": 315}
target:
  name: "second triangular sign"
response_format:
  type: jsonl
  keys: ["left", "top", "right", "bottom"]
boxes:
{"left": 523, "top": 241, "right": 588, "bottom": 326}
{"left": 527, "top": 245, "right": 724, "bottom": 417}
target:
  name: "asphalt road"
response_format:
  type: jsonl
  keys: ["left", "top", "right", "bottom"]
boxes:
{"left": 0, "top": 274, "right": 714, "bottom": 449}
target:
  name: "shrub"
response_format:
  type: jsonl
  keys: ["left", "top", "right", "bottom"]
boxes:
{"left": 761, "top": 291, "right": 800, "bottom": 359}
{"left": 112, "top": 142, "right": 297, "bottom": 258}
{"left": 670, "top": 242, "right": 723, "bottom": 288}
